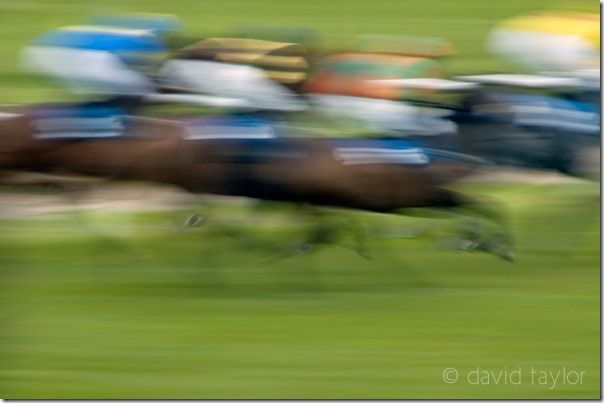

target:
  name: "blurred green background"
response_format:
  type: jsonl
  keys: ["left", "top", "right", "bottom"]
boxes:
{"left": 0, "top": 0, "right": 600, "bottom": 398}
{"left": 0, "top": 182, "right": 599, "bottom": 398}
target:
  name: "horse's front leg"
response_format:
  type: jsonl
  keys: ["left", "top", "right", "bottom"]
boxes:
{"left": 435, "top": 189, "right": 515, "bottom": 261}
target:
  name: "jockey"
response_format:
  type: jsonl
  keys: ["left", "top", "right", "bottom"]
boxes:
{"left": 303, "top": 39, "right": 464, "bottom": 137}
{"left": 486, "top": 11, "right": 599, "bottom": 74}
{"left": 21, "top": 14, "right": 182, "bottom": 137}
{"left": 161, "top": 36, "right": 308, "bottom": 112}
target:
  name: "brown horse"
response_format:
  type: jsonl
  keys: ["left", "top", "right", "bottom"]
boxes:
{"left": 0, "top": 108, "right": 513, "bottom": 259}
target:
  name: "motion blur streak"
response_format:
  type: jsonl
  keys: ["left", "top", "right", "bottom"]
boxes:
{"left": 0, "top": 0, "right": 599, "bottom": 399}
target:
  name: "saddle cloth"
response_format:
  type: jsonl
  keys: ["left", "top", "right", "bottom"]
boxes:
{"left": 31, "top": 105, "right": 125, "bottom": 139}
{"left": 330, "top": 138, "right": 430, "bottom": 166}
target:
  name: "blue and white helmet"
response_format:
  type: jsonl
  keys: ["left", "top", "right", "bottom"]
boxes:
{"left": 31, "top": 14, "right": 183, "bottom": 71}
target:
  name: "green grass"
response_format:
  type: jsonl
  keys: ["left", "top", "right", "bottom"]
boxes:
{"left": 0, "top": 182, "right": 599, "bottom": 398}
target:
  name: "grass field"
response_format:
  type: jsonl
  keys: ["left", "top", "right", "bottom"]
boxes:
{"left": 0, "top": 181, "right": 599, "bottom": 398}
{"left": 0, "top": 0, "right": 600, "bottom": 398}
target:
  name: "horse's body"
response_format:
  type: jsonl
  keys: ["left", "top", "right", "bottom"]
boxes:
{"left": 0, "top": 110, "right": 475, "bottom": 211}
{"left": 0, "top": 107, "right": 512, "bottom": 259}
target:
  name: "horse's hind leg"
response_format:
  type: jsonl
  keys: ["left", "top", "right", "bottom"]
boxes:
{"left": 267, "top": 206, "right": 371, "bottom": 261}
{"left": 429, "top": 189, "right": 515, "bottom": 261}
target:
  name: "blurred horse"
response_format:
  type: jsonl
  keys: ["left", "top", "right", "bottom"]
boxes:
{"left": 0, "top": 108, "right": 513, "bottom": 260}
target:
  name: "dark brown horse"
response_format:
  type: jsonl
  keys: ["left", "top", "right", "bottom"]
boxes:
{"left": 0, "top": 108, "right": 513, "bottom": 259}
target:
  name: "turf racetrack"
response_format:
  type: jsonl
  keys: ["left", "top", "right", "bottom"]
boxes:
{"left": 0, "top": 181, "right": 599, "bottom": 398}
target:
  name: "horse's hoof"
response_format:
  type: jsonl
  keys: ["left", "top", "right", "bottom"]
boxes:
{"left": 443, "top": 238, "right": 479, "bottom": 252}
{"left": 356, "top": 247, "right": 372, "bottom": 260}
{"left": 478, "top": 240, "right": 515, "bottom": 262}
{"left": 502, "top": 251, "right": 515, "bottom": 262}
{"left": 185, "top": 214, "right": 204, "bottom": 228}
{"left": 495, "top": 247, "right": 515, "bottom": 262}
